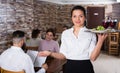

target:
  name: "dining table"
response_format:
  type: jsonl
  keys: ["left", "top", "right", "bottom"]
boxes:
{"left": 45, "top": 56, "right": 67, "bottom": 73}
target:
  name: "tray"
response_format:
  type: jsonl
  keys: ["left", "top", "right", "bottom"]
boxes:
{"left": 85, "top": 29, "right": 117, "bottom": 33}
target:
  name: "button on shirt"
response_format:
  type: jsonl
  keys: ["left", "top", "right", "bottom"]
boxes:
{"left": 60, "top": 27, "right": 97, "bottom": 60}
{"left": 0, "top": 46, "right": 35, "bottom": 73}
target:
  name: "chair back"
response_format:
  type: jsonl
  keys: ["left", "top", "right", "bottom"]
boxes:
{"left": 108, "top": 32, "right": 119, "bottom": 55}
{"left": 109, "top": 32, "right": 119, "bottom": 44}
{"left": 0, "top": 67, "right": 25, "bottom": 73}
{"left": 25, "top": 46, "right": 38, "bottom": 51}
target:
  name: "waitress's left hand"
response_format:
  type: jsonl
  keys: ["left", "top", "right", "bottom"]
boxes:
{"left": 97, "top": 33, "right": 108, "bottom": 41}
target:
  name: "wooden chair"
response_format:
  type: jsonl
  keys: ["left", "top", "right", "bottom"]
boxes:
{"left": 117, "top": 21, "right": 120, "bottom": 30}
{"left": 25, "top": 46, "right": 38, "bottom": 51}
{"left": 0, "top": 67, "right": 25, "bottom": 73}
{"left": 108, "top": 32, "right": 119, "bottom": 55}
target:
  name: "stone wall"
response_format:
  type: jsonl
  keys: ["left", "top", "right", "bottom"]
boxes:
{"left": 0, "top": 0, "right": 34, "bottom": 52}
{"left": 112, "top": 3, "right": 120, "bottom": 20}
{"left": 34, "top": 1, "right": 73, "bottom": 33}
{"left": 0, "top": 0, "right": 120, "bottom": 53}
{"left": 0, "top": 1, "right": 73, "bottom": 42}
{"left": 0, "top": 0, "right": 34, "bottom": 41}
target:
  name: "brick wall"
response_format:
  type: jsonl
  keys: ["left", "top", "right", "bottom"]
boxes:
{"left": 0, "top": 0, "right": 120, "bottom": 52}
{"left": 34, "top": 1, "right": 73, "bottom": 33}
{"left": 112, "top": 3, "right": 120, "bottom": 20}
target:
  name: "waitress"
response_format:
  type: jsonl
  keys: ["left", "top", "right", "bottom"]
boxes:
{"left": 40, "top": 5, "right": 107, "bottom": 73}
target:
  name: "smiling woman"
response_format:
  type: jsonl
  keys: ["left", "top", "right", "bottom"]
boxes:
{"left": 39, "top": 5, "right": 107, "bottom": 73}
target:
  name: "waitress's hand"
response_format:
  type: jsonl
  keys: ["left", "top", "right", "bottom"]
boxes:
{"left": 97, "top": 33, "right": 108, "bottom": 41}
{"left": 38, "top": 51, "right": 51, "bottom": 57}
{"left": 42, "top": 63, "right": 48, "bottom": 70}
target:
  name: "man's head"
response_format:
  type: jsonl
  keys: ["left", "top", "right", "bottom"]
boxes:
{"left": 12, "top": 30, "right": 25, "bottom": 47}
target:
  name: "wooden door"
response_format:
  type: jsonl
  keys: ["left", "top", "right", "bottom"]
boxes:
{"left": 87, "top": 7, "right": 105, "bottom": 29}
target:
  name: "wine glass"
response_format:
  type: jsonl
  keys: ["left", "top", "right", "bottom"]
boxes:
{"left": 110, "top": 19, "right": 117, "bottom": 29}
{"left": 102, "top": 20, "right": 109, "bottom": 29}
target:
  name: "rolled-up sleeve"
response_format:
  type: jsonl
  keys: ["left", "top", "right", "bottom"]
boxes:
{"left": 89, "top": 34, "right": 97, "bottom": 57}
{"left": 60, "top": 32, "right": 68, "bottom": 58}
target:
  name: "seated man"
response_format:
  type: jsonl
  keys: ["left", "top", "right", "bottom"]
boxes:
{"left": 0, "top": 30, "right": 47, "bottom": 73}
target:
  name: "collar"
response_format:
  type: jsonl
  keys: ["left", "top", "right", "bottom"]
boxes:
{"left": 71, "top": 26, "right": 87, "bottom": 32}
{"left": 10, "top": 46, "right": 24, "bottom": 52}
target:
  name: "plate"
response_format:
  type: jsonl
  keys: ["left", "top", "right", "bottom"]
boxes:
{"left": 85, "top": 29, "right": 113, "bottom": 33}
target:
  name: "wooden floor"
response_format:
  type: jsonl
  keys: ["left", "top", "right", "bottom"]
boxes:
{"left": 92, "top": 52, "right": 120, "bottom": 73}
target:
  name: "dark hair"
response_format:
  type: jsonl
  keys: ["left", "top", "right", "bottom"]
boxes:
{"left": 46, "top": 28, "right": 55, "bottom": 37}
{"left": 32, "top": 29, "right": 40, "bottom": 38}
{"left": 71, "top": 5, "right": 86, "bottom": 17}
{"left": 63, "top": 25, "right": 69, "bottom": 29}
{"left": 12, "top": 30, "right": 25, "bottom": 38}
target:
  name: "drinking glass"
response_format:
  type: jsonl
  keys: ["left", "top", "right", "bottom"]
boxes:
{"left": 110, "top": 19, "right": 117, "bottom": 28}
{"left": 102, "top": 20, "right": 109, "bottom": 29}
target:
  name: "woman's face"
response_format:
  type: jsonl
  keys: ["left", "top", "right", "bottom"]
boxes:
{"left": 72, "top": 9, "right": 86, "bottom": 27}
{"left": 45, "top": 32, "right": 54, "bottom": 41}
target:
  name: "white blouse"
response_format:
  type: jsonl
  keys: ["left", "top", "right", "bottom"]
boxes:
{"left": 60, "top": 27, "right": 97, "bottom": 60}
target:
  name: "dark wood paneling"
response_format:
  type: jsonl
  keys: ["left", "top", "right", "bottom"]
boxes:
{"left": 87, "top": 7, "right": 105, "bottom": 29}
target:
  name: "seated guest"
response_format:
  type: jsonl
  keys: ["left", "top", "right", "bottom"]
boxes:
{"left": 25, "top": 29, "right": 48, "bottom": 72}
{"left": 26, "top": 29, "right": 42, "bottom": 47}
{"left": 38, "top": 28, "right": 59, "bottom": 53}
{"left": 0, "top": 30, "right": 47, "bottom": 73}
